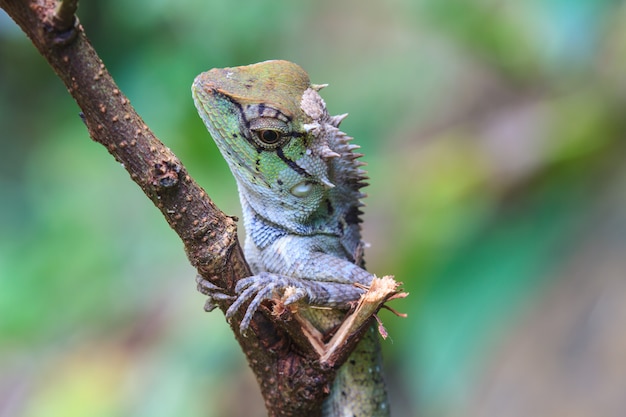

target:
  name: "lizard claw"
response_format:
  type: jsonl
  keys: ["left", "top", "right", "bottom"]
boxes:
{"left": 226, "top": 274, "right": 309, "bottom": 333}
{"left": 203, "top": 298, "right": 219, "bottom": 312}
{"left": 196, "top": 275, "right": 234, "bottom": 312}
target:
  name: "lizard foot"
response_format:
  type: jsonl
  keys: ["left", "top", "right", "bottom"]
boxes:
{"left": 195, "top": 275, "right": 234, "bottom": 312}
{"left": 226, "top": 273, "right": 366, "bottom": 334}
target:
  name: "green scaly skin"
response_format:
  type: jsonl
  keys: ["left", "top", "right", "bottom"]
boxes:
{"left": 192, "top": 60, "right": 390, "bottom": 417}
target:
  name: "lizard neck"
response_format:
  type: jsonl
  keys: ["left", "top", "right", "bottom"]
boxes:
{"left": 238, "top": 187, "right": 362, "bottom": 268}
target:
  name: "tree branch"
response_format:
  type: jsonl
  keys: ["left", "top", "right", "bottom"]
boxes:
{"left": 0, "top": 1, "right": 395, "bottom": 415}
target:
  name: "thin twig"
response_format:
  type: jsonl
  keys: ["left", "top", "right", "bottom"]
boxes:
{"left": 52, "top": 0, "right": 78, "bottom": 31}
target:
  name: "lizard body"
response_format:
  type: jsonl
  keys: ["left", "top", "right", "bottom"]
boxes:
{"left": 192, "top": 60, "right": 390, "bottom": 417}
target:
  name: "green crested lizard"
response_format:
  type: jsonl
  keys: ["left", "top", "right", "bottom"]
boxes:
{"left": 192, "top": 60, "right": 392, "bottom": 417}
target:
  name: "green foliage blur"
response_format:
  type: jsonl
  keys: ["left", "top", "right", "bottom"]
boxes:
{"left": 2, "top": 1, "right": 626, "bottom": 416}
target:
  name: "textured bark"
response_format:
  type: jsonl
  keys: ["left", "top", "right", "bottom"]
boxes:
{"left": 0, "top": 1, "right": 381, "bottom": 415}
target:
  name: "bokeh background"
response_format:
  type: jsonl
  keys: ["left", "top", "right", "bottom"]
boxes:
{"left": 2, "top": 1, "right": 626, "bottom": 416}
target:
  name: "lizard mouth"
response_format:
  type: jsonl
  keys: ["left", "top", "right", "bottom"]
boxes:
{"left": 232, "top": 155, "right": 271, "bottom": 188}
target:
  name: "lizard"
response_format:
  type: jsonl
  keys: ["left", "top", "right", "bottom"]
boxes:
{"left": 192, "top": 59, "right": 391, "bottom": 417}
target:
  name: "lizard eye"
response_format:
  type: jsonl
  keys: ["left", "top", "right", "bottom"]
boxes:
{"left": 257, "top": 129, "right": 281, "bottom": 144}
{"left": 249, "top": 117, "right": 290, "bottom": 149}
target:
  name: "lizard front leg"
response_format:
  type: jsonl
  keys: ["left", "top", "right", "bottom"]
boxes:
{"left": 225, "top": 272, "right": 367, "bottom": 332}
{"left": 220, "top": 242, "right": 377, "bottom": 332}
{"left": 195, "top": 264, "right": 368, "bottom": 333}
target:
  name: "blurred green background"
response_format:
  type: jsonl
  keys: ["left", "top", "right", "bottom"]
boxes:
{"left": 2, "top": 1, "right": 626, "bottom": 416}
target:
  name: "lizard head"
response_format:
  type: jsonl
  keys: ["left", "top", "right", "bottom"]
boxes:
{"left": 192, "top": 60, "right": 340, "bottom": 231}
